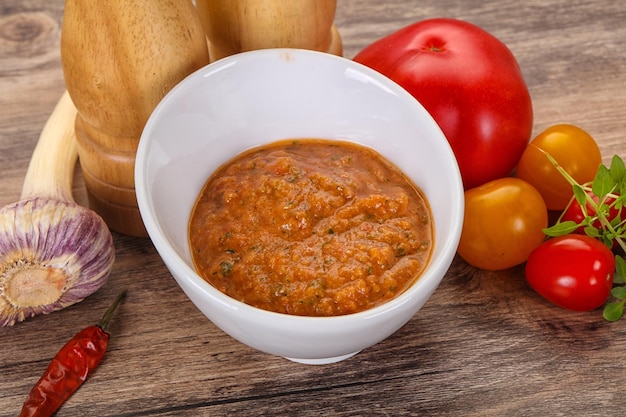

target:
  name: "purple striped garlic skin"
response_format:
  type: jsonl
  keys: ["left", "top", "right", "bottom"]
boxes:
{"left": 0, "top": 196, "right": 115, "bottom": 326}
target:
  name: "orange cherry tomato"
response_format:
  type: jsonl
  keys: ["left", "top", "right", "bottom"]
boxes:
{"left": 458, "top": 177, "right": 548, "bottom": 271}
{"left": 516, "top": 124, "right": 602, "bottom": 211}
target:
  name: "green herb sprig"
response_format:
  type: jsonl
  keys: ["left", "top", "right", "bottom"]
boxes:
{"left": 538, "top": 148, "right": 626, "bottom": 321}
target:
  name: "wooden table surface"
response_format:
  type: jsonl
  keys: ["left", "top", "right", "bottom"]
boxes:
{"left": 2, "top": 0, "right": 626, "bottom": 416}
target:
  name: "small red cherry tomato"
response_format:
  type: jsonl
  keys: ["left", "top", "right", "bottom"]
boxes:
{"left": 525, "top": 234, "right": 615, "bottom": 311}
{"left": 562, "top": 192, "right": 620, "bottom": 238}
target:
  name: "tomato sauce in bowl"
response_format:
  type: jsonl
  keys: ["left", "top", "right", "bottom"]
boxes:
{"left": 189, "top": 139, "right": 433, "bottom": 316}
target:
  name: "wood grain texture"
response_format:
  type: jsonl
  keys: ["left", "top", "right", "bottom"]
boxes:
{"left": 196, "top": 0, "right": 343, "bottom": 60}
{"left": 1, "top": 0, "right": 626, "bottom": 416}
{"left": 59, "top": 0, "right": 210, "bottom": 237}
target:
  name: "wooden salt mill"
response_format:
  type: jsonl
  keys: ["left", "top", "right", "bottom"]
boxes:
{"left": 195, "top": 0, "right": 343, "bottom": 61}
{"left": 60, "top": 1, "right": 210, "bottom": 237}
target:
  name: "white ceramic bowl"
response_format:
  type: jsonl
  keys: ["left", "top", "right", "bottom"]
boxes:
{"left": 136, "top": 49, "right": 464, "bottom": 364}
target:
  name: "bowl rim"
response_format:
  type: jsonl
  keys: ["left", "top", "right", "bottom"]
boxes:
{"left": 136, "top": 48, "right": 464, "bottom": 323}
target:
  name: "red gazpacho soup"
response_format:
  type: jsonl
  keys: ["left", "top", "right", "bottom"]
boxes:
{"left": 189, "top": 139, "right": 433, "bottom": 316}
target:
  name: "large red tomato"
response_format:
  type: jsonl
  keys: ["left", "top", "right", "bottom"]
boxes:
{"left": 354, "top": 18, "right": 533, "bottom": 189}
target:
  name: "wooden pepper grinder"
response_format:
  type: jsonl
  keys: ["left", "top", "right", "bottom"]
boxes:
{"left": 195, "top": 0, "right": 343, "bottom": 61}
{"left": 60, "top": 0, "right": 210, "bottom": 237}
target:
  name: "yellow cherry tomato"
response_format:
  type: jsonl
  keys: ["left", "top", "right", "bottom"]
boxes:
{"left": 458, "top": 177, "right": 548, "bottom": 271}
{"left": 516, "top": 124, "right": 602, "bottom": 211}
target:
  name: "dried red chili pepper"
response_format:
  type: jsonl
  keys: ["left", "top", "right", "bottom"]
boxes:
{"left": 19, "top": 290, "right": 127, "bottom": 417}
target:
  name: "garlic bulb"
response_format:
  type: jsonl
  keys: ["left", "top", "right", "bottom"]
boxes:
{"left": 0, "top": 92, "right": 115, "bottom": 326}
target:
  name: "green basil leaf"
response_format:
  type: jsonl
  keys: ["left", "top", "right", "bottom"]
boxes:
{"left": 609, "top": 154, "right": 626, "bottom": 183}
{"left": 611, "top": 286, "right": 626, "bottom": 299}
{"left": 603, "top": 301, "right": 624, "bottom": 322}
{"left": 615, "top": 256, "right": 626, "bottom": 285}
{"left": 583, "top": 225, "right": 601, "bottom": 237}
{"left": 592, "top": 164, "right": 615, "bottom": 198}
{"left": 542, "top": 221, "right": 579, "bottom": 237}
{"left": 573, "top": 184, "right": 587, "bottom": 206}
{"left": 615, "top": 179, "right": 626, "bottom": 197}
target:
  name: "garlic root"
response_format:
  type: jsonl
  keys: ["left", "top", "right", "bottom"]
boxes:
{"left": 0, "top": 92, "right": 115, "bottom": 326}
